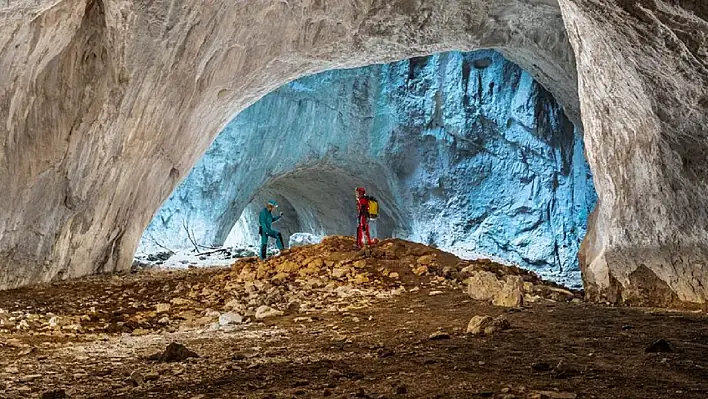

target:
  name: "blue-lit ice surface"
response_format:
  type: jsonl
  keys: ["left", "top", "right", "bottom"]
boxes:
{"left": 139, "top": 50, "right": 596, "bottom": 288}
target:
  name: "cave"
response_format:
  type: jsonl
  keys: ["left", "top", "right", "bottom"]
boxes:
{"left": 2, "top": 1, "right": 708, "bottom": 397}
{"left": 1, "top": 0, "right": 707, "bottom": 307}
{"left": 138, "top": 50, "right": 596, "bottom": 288}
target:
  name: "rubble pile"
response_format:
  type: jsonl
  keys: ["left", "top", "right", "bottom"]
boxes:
{"left": 0, "top": 237, "right": 578, "bottom": 338}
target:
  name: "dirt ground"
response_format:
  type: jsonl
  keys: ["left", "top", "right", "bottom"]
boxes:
{"left": 1, "top": 238, "right": 708, "bottom": 399}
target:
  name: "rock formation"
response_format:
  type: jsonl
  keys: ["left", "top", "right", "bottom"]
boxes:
{"left": 559, "top": 0, "right": 708, "bottom": 306}
{"left": 140, "top": 50, "right": 596, "bottom": 287}
{"left": 0, "top": 0, "right": 706, "bottom": 307}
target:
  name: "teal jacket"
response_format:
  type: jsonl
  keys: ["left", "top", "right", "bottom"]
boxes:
{"left": 259, "top": 207, "right": 281, "bottom": 235}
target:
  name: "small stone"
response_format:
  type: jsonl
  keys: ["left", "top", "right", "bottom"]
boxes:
{"left": 287, "top": 301, "right": 301, "bottom": 314}
{"left": 429, "top": 331, "right": 450, "bottom": 340}
{"left": 255, "top": 305, "right": 284, "bottom": 320}
{"left": 130, "top": 370, "right": 144, "bottom": 385}
{"left": 292, "top": 379, "right": 309, "bottom": 387}
{"left": 531, "top": 362, "right": 552, "bottom": 371}
{"left": 156, "top": 303, "right": 171, "bottom": 313}
{"left": 158, "top": 316, "right": 170, "bottom": 325}
{"left": 18, "top": 347, "right": 35, "bottom": 356}
{"left": 428, "top": 290, "right": 443, "bottom": 296}
{"left": 388, "top": 272, "right": 400, "bottom": 279}
{"left": 19, "top": 374, "right": 42, "bottom": 383}
{"left": 332, "top": 267, "right": 349, "bottom": 279}
{"left": 4, "top": 366, "right": 19, "bottom": 374}
{"left": 396, "top": 385, "right": 408, "bottom": 395}
{"left": 529, "top": 391, "right": 577, "bottom": 399}
{"left": 170, "top": 297, "right": 192, "bottom": 306}
{"left": 40, "top": 389, "right": 67, "bottom": 399}
{"left": 417, "top": 254, "right": 436, "bottom": 265}
{"left": 466, "top": 315, "right": 510, "bottom": 335}
{"left": 645, "top": 339, "right": 673, "bottom": 353}
{"left": 352, "top": 273, "right": 370, "bottom": 285}
{"left": 148, "top": 342, "right": 199, "bottom": 362}
{"left": 218, "top": 312, "right": 243, "bottom": 326}
{"left": 144, "top": 371, "right": 160, "bottom": 381}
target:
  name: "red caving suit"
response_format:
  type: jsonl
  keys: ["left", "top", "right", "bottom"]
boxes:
{"left": 356, "top": 196, "right": 372, "bottom": 248}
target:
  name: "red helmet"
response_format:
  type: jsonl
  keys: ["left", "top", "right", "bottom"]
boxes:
{"left": 356, "top": 187, "right": 366, "bottom": 194}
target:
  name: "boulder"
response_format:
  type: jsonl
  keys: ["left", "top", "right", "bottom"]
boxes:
{"left": 492, "top": 276, "right": 524, "bottom": 308}
{"left": 467, "top": 270, "right": 504, "bottom": 301}
{"left": 255, "top": 306, "right": 284, "bottom": 320}
{"left": 467, "top": 271, "right": 525, "bottom": 308}
{"left": 466, "top": 315, "right": 511, "bottom": 335}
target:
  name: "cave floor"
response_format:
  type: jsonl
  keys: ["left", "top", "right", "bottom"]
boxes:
{"left": 2, "top": 267, "right": 708, "bottom": 399}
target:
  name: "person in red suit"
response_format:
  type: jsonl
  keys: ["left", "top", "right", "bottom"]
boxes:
{"left": 355, "top": 187, "right": 373, "bottom": 249}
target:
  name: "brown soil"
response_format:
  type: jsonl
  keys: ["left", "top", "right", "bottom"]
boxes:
{"left": 1, "top": 238, "right": 707, "bottom": 398}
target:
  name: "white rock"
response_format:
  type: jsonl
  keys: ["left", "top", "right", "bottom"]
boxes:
{"left": 218, "top": 312, "right": 243, "bottom": 326}
{"left": 255, "top": 306, "right": 283, "bottom": 320}
{"left": 288, "top": 233, "right": 323, "bottom": 248}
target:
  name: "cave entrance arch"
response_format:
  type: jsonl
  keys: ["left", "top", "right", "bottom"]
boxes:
{"left": 1, "top": 0, "right": 581, "bottom": 290}
{"left": 141, "top": 50, "right": 596, "bottom": 288}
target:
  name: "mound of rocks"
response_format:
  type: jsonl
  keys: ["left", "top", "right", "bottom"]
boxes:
{"left": 0, "top": 236, "right": 579, "bottom": 337}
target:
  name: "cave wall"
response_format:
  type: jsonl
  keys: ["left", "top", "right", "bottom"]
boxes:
{"left": 141, "top": 50, "right": 596, "bottom": 286}
{"left": 559, "top": 0, "right": 708, "bottom": 306}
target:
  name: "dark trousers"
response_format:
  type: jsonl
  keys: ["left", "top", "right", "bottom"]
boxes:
{"left": 260, "top": 230, "right": 284, "bottom": 259}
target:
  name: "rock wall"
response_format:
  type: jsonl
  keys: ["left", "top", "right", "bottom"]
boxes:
{"left": 141, "top": 50, "right": 597, "bottom": 287}
{"left": 1, "top": 0, "right": 707, "bottom": 307}
{"left": 559, "top": 0, "right": 708, "bottom": 306}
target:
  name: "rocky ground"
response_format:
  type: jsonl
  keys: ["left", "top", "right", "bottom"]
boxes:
{"left": 1, "top": 237, "right": 707, "bottom": 398}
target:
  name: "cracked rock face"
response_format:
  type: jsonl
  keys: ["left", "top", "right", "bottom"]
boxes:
{"left": 1, "top": 0, "right": 707, "bottom": 307}
{"left": 559, "top": 0, "right": 708, "bottom": 306}
{"left": 140, "top": 50, "right": 596, "bottom": 287}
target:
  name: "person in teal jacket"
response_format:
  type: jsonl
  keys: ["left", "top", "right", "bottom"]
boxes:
{"left": 259, "top": 199, "right": 285, "bottom": 259}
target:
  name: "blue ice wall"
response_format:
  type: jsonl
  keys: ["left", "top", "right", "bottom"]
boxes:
{"left": 139, "top": 50, "right": 596, "bottom": 287}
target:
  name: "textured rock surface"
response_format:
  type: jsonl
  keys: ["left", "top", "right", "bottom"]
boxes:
{"left": 558, "top": 0, "right": 708, "bottom": 305}
{"left": 0, "top": 0, "right": 576, "bottom": 290}
{"left": 1, "top": 0, "right": 707, "bottom": 307}
{"left": 141, "top": 51, "right": 595, "bottom": 286}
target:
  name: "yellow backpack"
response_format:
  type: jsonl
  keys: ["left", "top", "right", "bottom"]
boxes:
{"left": 366, "top": 196, "right": 379, "bottom": 219}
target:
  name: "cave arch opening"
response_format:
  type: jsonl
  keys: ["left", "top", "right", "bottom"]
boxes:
{"left": 138, "top": 49, "right": 597, "bottom": 288}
